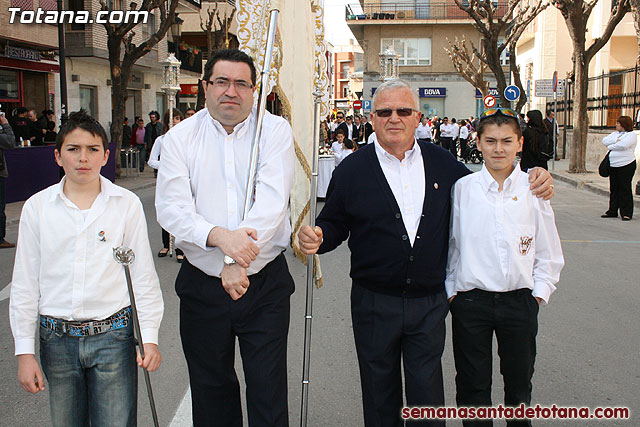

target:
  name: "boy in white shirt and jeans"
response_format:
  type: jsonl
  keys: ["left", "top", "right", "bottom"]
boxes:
{"left": 10, "top": 110, "right": 164, "bottom": 427}
{"left": 446, "top": 108, "right": 564, "bottom": 426}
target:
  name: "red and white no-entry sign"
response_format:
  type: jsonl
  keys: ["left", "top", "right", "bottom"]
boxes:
{"left": 483, "top": 95, "right": 497, "bottom": 108}
{"left": 353, "top": 100, "right": 362, "bottom": 109}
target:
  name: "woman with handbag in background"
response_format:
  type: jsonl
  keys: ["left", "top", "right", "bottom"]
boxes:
{"left": 601, "top": 115, "right": 637, "bottom": 221}
{"left": 521, "top": 110, "right": 551, "bottom": 171}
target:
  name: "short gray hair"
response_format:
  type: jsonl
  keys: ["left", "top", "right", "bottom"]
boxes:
{"left": 371, "top": 79, "right": 420, "bottom": 112}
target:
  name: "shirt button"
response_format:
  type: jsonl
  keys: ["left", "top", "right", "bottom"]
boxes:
{"left": 409, "top": 256, "right": 414, "bottom": 262}
{"left": 406, "top": 278, "right": 412, "bottom": 284}
{"left": 395, "top": 213, "right": 401, "bottom": 219}
{"left": 495, "top": 294, "right": 500, "bottom": 299}
{"left": 402, "top": 235, "right": 408, "bottom": 241}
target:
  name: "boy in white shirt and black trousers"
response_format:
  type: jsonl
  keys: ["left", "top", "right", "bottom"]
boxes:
{"left": 446, "top": 108, "right": 564, "bottom": 426}
{"left": 10, "top": 110, "right": 164, "bottom": 427}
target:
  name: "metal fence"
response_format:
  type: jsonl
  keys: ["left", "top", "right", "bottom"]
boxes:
{"left": 546, "top": 66, "right": 640, "bottom": 129}
{"left": 346, "top": 1, "right": 508, "bottom": 21}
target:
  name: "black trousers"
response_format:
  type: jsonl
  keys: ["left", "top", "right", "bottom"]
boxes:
{"left": 160, "top": 228, "right": 183, "bottom": 255}
{"left": 459, "top": 138, "right": 468, "bottom": 160}
{"left": 450, "top": 289, "right": 539, "bottom": 427}
{"left": 449, "top": 138, "right": 458, "bottom": 159}
{"left": 351, "top": 285, "right": 448, "bottom": 427}
{"left": 440, "top": 137, "right": 452, "bottom": 151}
{"left": 606, "top": 160, "right": 636, "bottom": 218}
{"left": 175, "top": 254, "right": 294, "bottom": 427}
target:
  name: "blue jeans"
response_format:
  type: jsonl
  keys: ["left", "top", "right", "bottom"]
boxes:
{"left": 39, "top": 322, "right": 138, "bottom": 427}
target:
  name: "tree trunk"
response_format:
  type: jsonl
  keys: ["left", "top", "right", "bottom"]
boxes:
{"left": 569, "top": 48, "right": 589, "bottom": 173}
{"left": 110, "top": 76, "right": 127, "bottom": 177}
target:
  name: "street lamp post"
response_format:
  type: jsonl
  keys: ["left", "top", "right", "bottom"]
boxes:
{"left": 161, "top": 53, "right": 181, "bottom": 256}
{"left": 170, "top": 14, "right": 183, "bottom": 109}
{"left": 56, "top": 0, "right": 68, "bottom": 124}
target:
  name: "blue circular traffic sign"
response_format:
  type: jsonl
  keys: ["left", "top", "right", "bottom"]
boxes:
{"left": 504, "top": 85, "right": 520, "bottom": 102}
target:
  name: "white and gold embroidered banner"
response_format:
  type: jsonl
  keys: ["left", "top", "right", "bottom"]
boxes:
{"left": 235, "top": 0, "right": 329, "bottom": 286}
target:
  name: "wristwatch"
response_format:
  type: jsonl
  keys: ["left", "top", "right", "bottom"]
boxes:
{"left": 223, "top": 255, "right": 237, "bottom": 266}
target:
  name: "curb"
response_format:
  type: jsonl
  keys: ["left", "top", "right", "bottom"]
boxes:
{"left": 550, "top": 171, "right": 640, "bottom": 210}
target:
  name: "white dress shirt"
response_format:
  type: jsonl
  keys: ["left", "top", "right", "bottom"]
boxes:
{"left": 148, "top": 134, "right": 164, "bottom": 170}
{"left": 367, "top": 132, "right": 377, "bottom": 145}
{"left": 445, "top": 164, "right": 564, "bottom": 304}
{"left": 459, "top": 126, "right": 469, "bottom": 140}
{"left": 415, "top": 123, "right": 432, "bottom": 140}
{"left": 602, "top": 131, "right": 637, "bottom": 167}
{"left": 440, "top": 123, "right": 456, "bottom": 138}
{"left": 155, "top": 107, "right": 294, "bottom": 277}
{"left": 374, "top": 139, "right": 425, "bottom": 246}
{"left": 10, "top": 176, "right": 164, "bottom": 355}
{"left": 451, "top": 124, "right": 460, "bottom": 139}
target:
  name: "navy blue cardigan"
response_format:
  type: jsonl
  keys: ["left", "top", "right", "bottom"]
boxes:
{"left": 317, "top": 141, "right": 471, "bottom": 297}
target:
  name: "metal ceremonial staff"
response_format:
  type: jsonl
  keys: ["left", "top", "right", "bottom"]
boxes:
{"left": 243, "top": 0, "right": 281, "bottom": 219}
{"left": 300, "top": 84, "right": 323, "bottom": 427}
{"left": 113, "top": 246, "right": 160, "bottom": 427}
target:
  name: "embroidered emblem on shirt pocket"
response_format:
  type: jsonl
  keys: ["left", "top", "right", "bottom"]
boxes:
{"left": 518, "top": 235, "right": 533, "bottom": 255}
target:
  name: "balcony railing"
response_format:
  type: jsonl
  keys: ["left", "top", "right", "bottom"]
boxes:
{"left": 346, "top": 1, "right": 507, "bottom": 21}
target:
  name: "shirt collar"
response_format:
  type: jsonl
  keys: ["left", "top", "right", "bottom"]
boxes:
{"left": 478, "top": 161, "right": 522, "bottom": 193}
{"left": 205, "top": 106, "right": 255, "bottom": 138}
{"left": 374, "top": 137, "right": 421, "bottom": 164}
{"left": 50, "top": 175, "right": 125, "bottom": 204}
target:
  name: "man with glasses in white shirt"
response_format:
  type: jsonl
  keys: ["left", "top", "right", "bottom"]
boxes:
{"left": 298, "top": 79, "right": 554, "bottom": 427}
{"left": 155, "top": 49, "right": 295, "bottom": 427}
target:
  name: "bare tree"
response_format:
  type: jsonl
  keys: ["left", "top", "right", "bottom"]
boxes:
{"left": 631, "top": 0, "right": 640, "bottom": 63}
{"left": 100, "top": 0, "right": 179, "bottom": 175}
{"left": 196, "top": 4, "right": 237, "bottom": 110}
{"left": 445, "top": 36, "right": 490, "bottom": 98}
{"left": 452, "top": 0, "right": 549, "bottom": 111}
{"left": 554, "top": 0, "right": 631, "bottom": 172}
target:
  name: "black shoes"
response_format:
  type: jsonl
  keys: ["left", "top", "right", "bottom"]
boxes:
{"left": 601, "top": 213, "right": 617, "bottom": 218}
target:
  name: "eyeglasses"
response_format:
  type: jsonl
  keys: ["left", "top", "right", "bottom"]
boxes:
{"left": 481, "top": 108, "right": 519, "bottom": 120}
{"left": 206, "top": 77, "right": 254, "bottom": 92}
{"left": 336, "top": 116, "right": 344, "bottom": 119}
{"left": 373, "top": 108, "right": 418, "bottom": 118}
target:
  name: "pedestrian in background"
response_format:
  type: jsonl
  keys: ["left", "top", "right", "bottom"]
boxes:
{"left": 521, "top": 110, "right": 551, "bottom": 171}
{"left": 0, "top": 110, "right": 16, "bottom": 248}
{"left": 130, "top": 117, "right": 146, "bottom": 172}
{"left": 601, "top": 115, "right": 637, "bottom": 221}
{"left": 148, "top": 108, "right": 185, "bottom": 262}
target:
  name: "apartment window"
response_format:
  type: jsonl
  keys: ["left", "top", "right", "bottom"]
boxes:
{"left": 144, "top": 12, "right": 156, "bottom": 38}
{"left": 498, "top": 38, "right": 509, "bottom": 66}
{"left": 67, "top": 0, "right": 85, "bottom": 31}
{"left": 343, "top": 86, "right": 350, "bottom": 98}
{"left": 381, "top": 38, "right": 431, "bottom": 66}
{"left": 79, "top": 86, "right": 97, "bottom": 118}
{"left": 107, "top": 0, "right": 122, "bottom": 9}
{"left": 342, "top": 65, "right": 350, "bottom": 79}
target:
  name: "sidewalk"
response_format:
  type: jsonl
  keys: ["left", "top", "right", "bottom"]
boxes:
{"left": 5, "top": 168, "right": 158, "bottom": 228}
{"left": 549, "top": 158, "right": 640, "bottom": 209}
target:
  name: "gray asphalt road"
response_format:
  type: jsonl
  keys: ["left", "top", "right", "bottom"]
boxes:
{"left": 0, "top": 173, "right": 638, "bottom": 426}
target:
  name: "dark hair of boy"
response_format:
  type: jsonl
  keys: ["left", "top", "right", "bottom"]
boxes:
{"left": 477, "top": 113, "right": 523, "bottom": 140}
{"left": 56, "top": 109, "right": 109, "bottom": 151}
{"left": 335, "top": 128, "right": 346, "bottom": 136}
{"left": 202, "top": 49, "right": 257, "bottom": 87}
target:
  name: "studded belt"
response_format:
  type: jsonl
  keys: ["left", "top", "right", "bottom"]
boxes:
{"left": 39, "top": 306, "right": 131, "bottom": 337}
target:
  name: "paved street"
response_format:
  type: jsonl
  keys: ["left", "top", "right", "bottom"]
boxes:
{"left": 0, "top": 169, "right": 638, "bottom": 426}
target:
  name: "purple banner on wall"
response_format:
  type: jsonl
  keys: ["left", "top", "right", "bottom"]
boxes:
{"left": 5, "top": 142, "right": 116, "bottom": 204}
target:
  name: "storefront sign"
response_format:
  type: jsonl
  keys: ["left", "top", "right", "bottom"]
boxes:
{"left": 180, "top": 84, "right": 199, "bottom": 95}
{"left": 419, "top": 87, "right": 446, "bottom": 98}
{"left": 6, "top": 46, "right": 41, "bottom": 62}
{"left": 475, "top": 88, "right": 500, "bottom": 98}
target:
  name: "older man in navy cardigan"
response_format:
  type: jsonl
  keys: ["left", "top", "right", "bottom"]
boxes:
{"left": 299, "top": 80, "right": 554, "bottom": 427}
